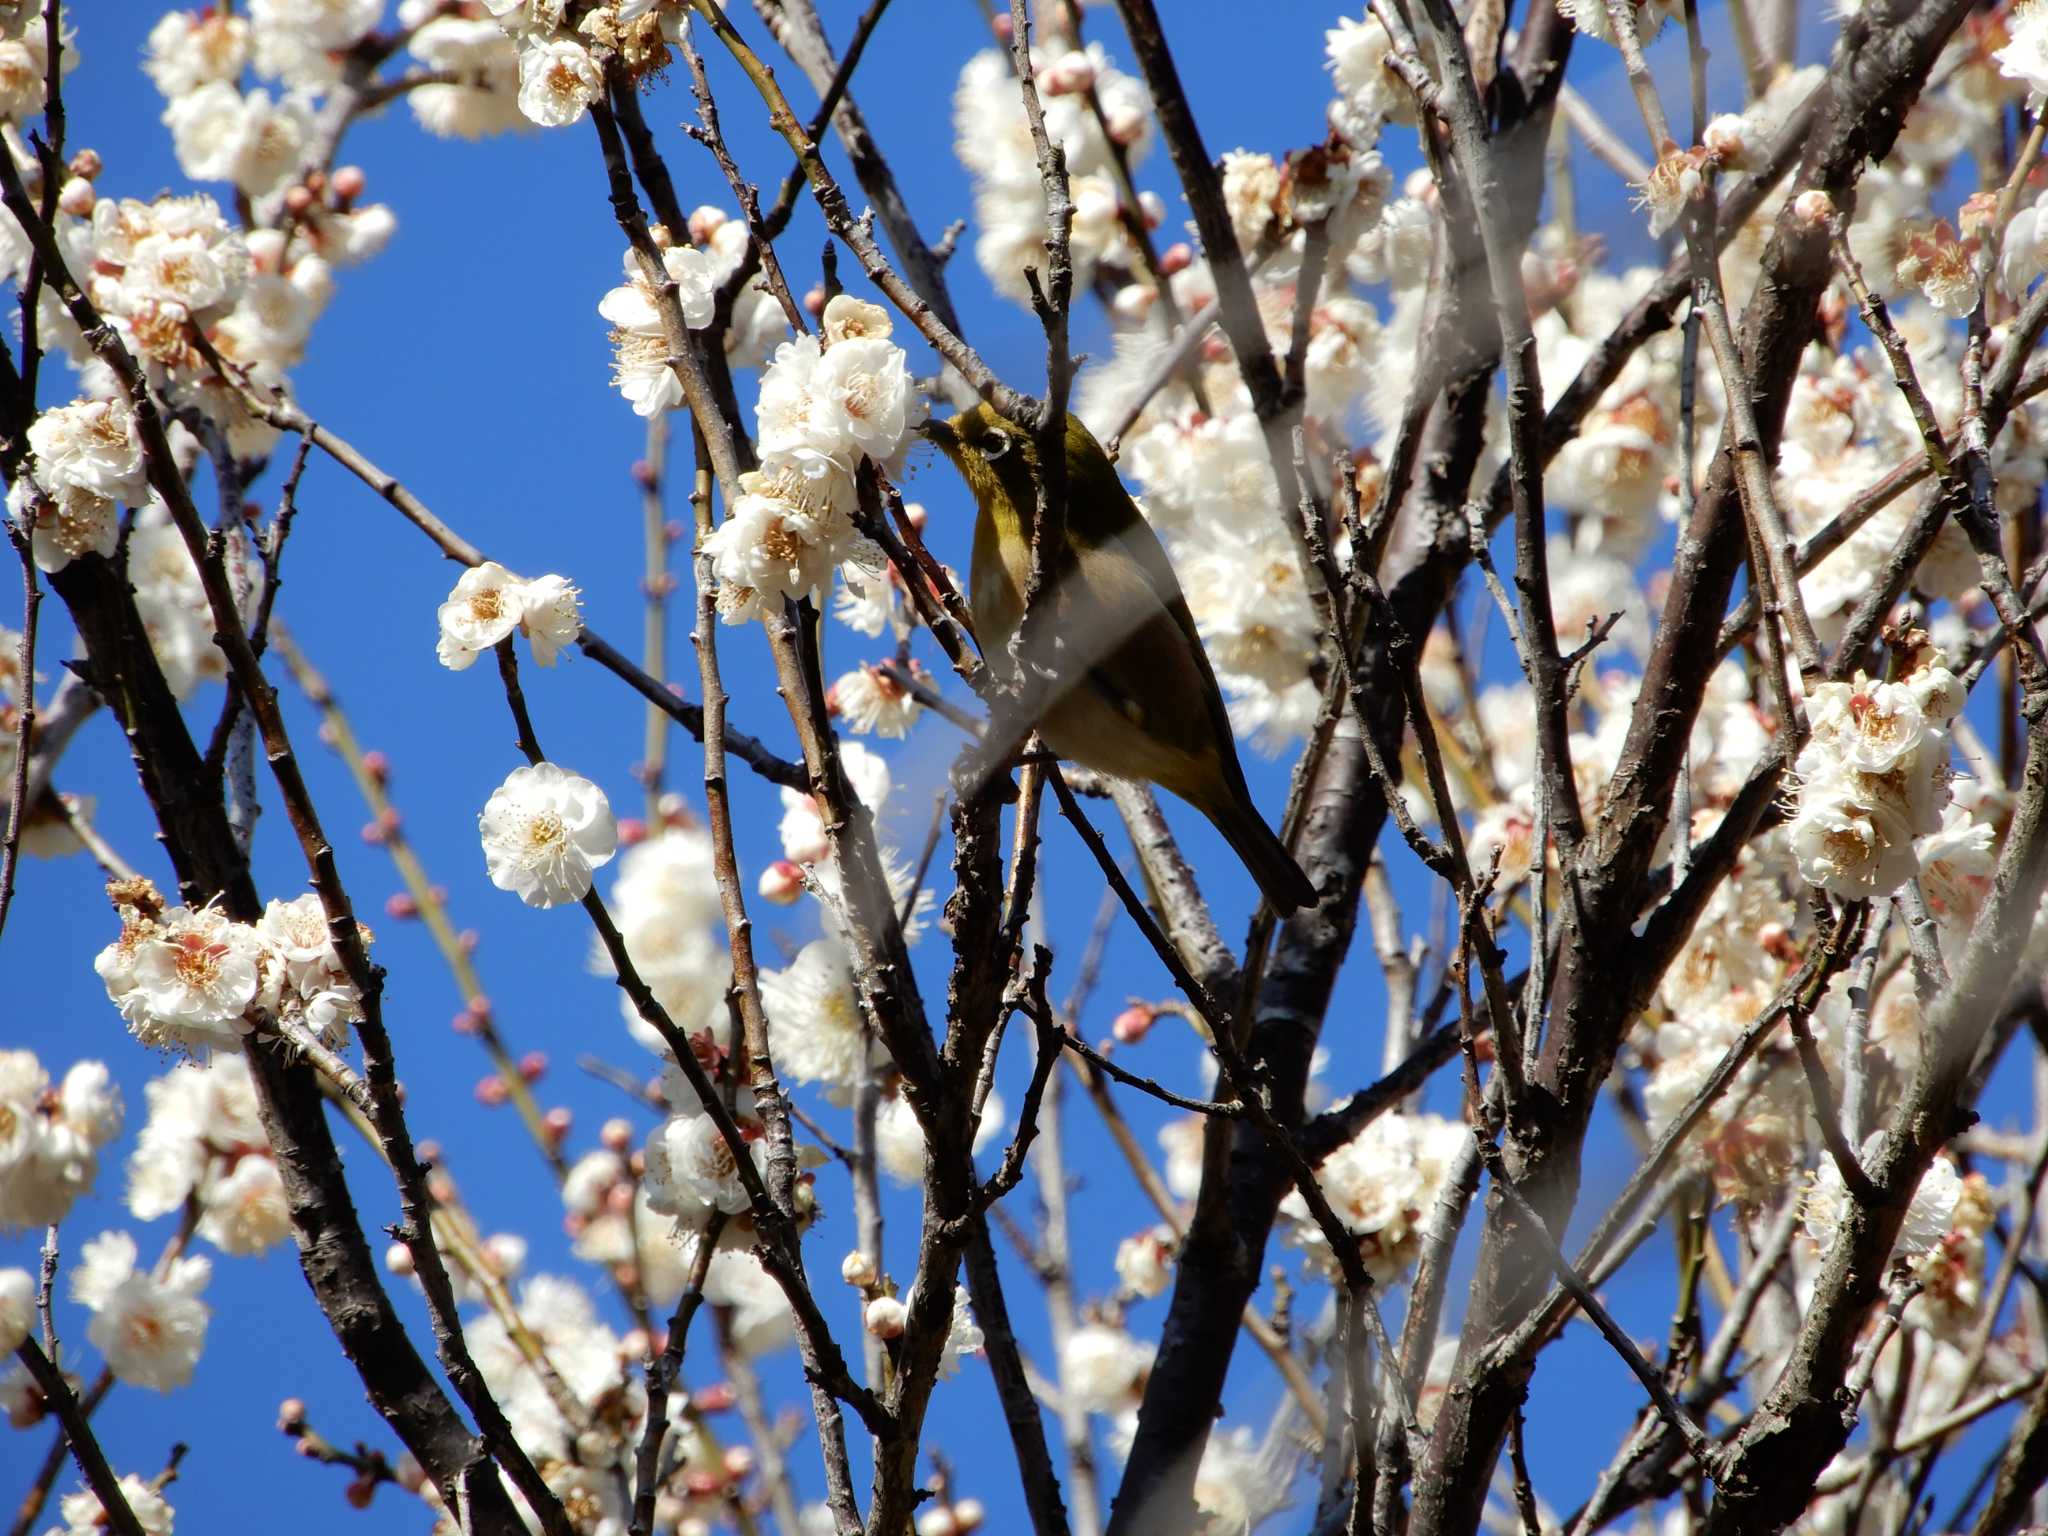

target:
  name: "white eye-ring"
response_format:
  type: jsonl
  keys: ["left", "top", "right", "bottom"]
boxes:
{"left": 984, "top": 428, "right": 1014, "bottom": 461}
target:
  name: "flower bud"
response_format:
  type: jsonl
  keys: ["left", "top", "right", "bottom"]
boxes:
{"left": 283, "top": 184, "right": 315, "bottom": 217}
{"left": 1041, "top": 49, "right": 1096, "bottom": 95}
{"left": 842, "top": 1250, "right": 879, "bottom": 1288}
{"left": 1792, "top": 189, "right": 1835, "bottom": 228}
{"left": 520, "top": 1051, "right": 549, "bottom": 1083}
{"left": 1111, "top": 285, "right": 1157, "bottom": 324}
{"left": 693, "top": 1381, "right": 737, "bottom": 1412}
{"left": 601, "top": 1117, "right": 635, "bottom": 1152}
{"left": 475, "top": 1076, "right": 510, "bottom": 1108}
{"left": 687, "top": 205, "right": 727, "bottom": 245}
{"left": 67, "top": 147, "right": 101, "bottom": 181}
{"left": 953, "top": 1500, "right": 985, "bottom": 1532}
{"left": 1137, "top": 190, "right": 1165, "bottom": 229}
{"left": 56, "top": 177, "right": 93, "bottom": 217}
{"left": 758, "top": 859, "right": 806, "bottom": 906}
{"left": 385, "top": 1240, "right": 415, "bottom": 1276}
{"left": 385, "top": 892, "right": 419, "bottom": 920}
{"left": 278, "top": 1397, "right": 308, "bottom": 1431}
{"left": 804, "top": 284, "right": 827, "bottom": 317}
{"left": 1112, "top": 1004, "right": 1156, "bottom": 1045}
{"left": 723, "top": 1446, "right": 755, "bottom": 1479}
{"left": 865, "top": 1295, "right": 908, "bottom": 1338}
{"left": 544, "top": 1107, "right": 573, "bottom": 1143}
{"left": 330, "top": 164, "right": 367, "bottom": 203}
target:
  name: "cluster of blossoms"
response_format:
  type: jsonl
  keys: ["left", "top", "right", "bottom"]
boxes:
{"left": 68, "top": 1228, "right": 212, "bottom": 1392}
{"left": 697, "top": 295, "right": 910, "bottom": 626}
{"left": 1789, "top": 641, "right": 1966, "bottom": 899}
{"left": 597, "top": 208, "right": 788, "bottom": 406}
{"left": 1279, "top": 1109, "right": 1467, "bottom": 1282}
{"left": 435, "top": 560, "right": 583, "bottom": 670}
{"left": 127, "top": 1055, "right": 291, "bottom": 1256}
{"left": 470, "top": 0, "right": 683, "bottom": 132}
{"left": 953, "top": 27, "right": 1155, "bottom": 302}
{"left": 94, "top": 879, "right": 371, "bottom": 1056}
{"left": 596, "top": 804, "right": 729, "bottom": 1052}
{"left": 41, "top": 1478, "right": 175, "bottom": 1536}
{"left": 0, "top": 1049, "right": 122, "bottom": 1230}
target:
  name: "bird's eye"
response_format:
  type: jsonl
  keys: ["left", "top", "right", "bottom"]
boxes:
{"left": 984, "top": 428, "right": 1013, "bottom": 461}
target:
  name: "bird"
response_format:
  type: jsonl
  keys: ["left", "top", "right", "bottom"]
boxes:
{"left": 920, "top": 402, "right": 1320, "bottom": 916}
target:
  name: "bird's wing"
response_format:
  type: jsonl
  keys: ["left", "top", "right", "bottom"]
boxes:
{"left": 1061, "top": 518, "right": 1246, "bottom": 791}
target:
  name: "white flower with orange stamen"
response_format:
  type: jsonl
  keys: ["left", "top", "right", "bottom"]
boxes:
{"left": 479, "top": 762, "right": 618, "bottom": 908}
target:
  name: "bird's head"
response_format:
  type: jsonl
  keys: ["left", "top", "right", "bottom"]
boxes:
{"left": 917, "top": 402, "right": 1039, "bottom": 505}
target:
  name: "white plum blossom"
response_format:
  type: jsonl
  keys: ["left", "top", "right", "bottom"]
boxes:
{"left": 99, "top": 903, "right": 265, "bottom": 1056}
{"left": 516, "top": 37, "right": 603, "bottom": 128}
{"left": 479, "top": 762, "right": 619, "bottom": 907}
{"left": 1115, "top": 1226, "right": 1176, "bottom": 1299}
{"left": 1805, "top": 1142, "right": 1963, "bottom": 1264}
{"left": 643, "top": 1077, "right": 766, "bottom": 1219}
{"left": 50, "top": 1478, "right": 175, "bottom": 1536}
{"left": 72, "top": 1230, "right": 211, "bottom": 1391}
{"left": 831, "top": 664, "right": 922, "bottom": 738}
{"left": 15, "top": 480, "right": 118, "bottom": 575}
{"left": 127, "top": 1056, "right": 284, "bottom": 1257}
{"left": 760, "top": 938, "right": 879, "bottom": 1092}
{"left": 145, "top": 9, "right": 253, "bottom": 99}
{"left": 1060, "top": 1322, "right": 1155, "bottom": 1414}
{"left": 598, "top": 818, "right": 729, "bottom": 1054}
{"left": 0, "top": 1269, "right": 31, "bottom": 1354}
{"left": 27, "top": 398, "right": 150, "bottom": 506}
{"left": 436, "top": 561, "right": 522, "bottom": 668}
{"left": 435, "top": 563, "right": 581, "bottom": 669}
{"left": 703, "top": 462, "right": 872, "bottom": 624}
{"left": 162, "top": 82, "right": 314, "bottom": 196}
{"left": 1280, "top": 1110, "right": 1467, "bottom": 1282}
{"left": 0, "top": 1052, "right": 123, "bottom": 1231}
{"left": 1790, "top": 649, "right": 1962, "bottom": 898}
{"left": 1997, "top": 0, "right": 2048, "bottom": 106}
{"left": 598, "top": 244, "right": 716, "bottom": 414}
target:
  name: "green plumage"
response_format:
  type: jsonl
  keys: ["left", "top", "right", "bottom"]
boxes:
{"left": 924, "top": 404, "right": 1318, "bottom": 916}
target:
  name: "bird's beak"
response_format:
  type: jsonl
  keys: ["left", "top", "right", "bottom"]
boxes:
{"left": 915, "top": 417, "right": 958, "bottom": 453}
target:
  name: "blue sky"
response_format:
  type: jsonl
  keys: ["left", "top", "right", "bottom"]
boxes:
{"left": 7, "top": 3, "right": 2033, "bottom": 1533}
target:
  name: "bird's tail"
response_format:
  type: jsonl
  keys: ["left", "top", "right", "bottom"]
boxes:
{"left": 1204, "top": 793, "right": 1319, "bottom": 916}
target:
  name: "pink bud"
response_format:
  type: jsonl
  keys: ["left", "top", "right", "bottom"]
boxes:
{"left": 278, "top": 1397, "right": 308, "bottom": 1431}
{"left": 758, "top": 859, "right": 806, "bottom": 906}
{"left": 990, "top": 11, "right": 1013, "bottom": 41}
{"left": 687, "top": 206, "right": 727, "bottom": 245}
{"left": 385, "top": 892, "right": 419, "bottom": 920}
{"left": 361, "top": 750, "right": 391, "bottom": 782}
{"left": 360, "top": 821, "right": 385, "bottom": 846}
{"left": 631, "top": 459, "right": 658, "bottom": 491}
{"left": 723, "top": 1446, "right": 755, "bottom": 1479}
{"left": 601, "top": 1117, "right": 635, "bottom": 1152}
{"left": 458, "top": 928, "right": 480, "bottom": 954}
{"left": 283, "top": 184, "right": 315, "bottom": 217}
{"left": 416, "top": 1139, "right": 442, "bottom": 1164}
{"left": 1112, "top": 1004, "right": 1156, "bottom": 1045}
{"left": 544, "top": 1107, "right": 573, "bottom": 1143}
{"left": 618, "top": 816, "right": 648, "bottom": 846}
{"left": 330, "top": 164, "right": 367, "bottom": 203}
{"left": 475, "top": 1076, "right": 510, "bottom": 1108}
{"left": 519, "top": 1051, "right": 548, "bottom": 1083}
{"left": 693, "top": 1381, "right": 737, "bottom": 1412}
{"left": 684, "top": 1470, "right": 728, "bottom": 1497}
{"left": 1160, "top": 242, "right": 1194, "bottom": 275}
{"left": 804, "top": 285, "right": 827, "bottom": 317}
{"left": 606, "top": 1181, "right": 636, "bottom": 1215}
